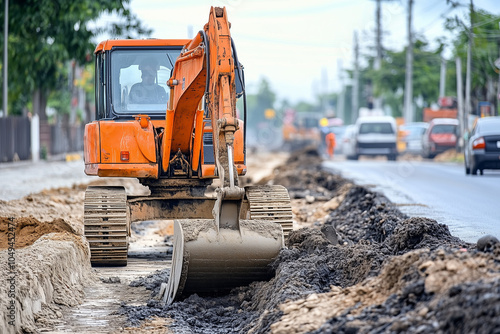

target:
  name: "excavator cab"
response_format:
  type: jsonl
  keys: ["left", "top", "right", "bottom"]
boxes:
{"left": 83, "top": 7, "right": 293, "bottom": 305}
{"left": 94, "top": 42, "right": 183, "bottom": 120}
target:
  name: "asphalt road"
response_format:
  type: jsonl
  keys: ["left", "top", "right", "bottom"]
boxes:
{"left": 0, "top": 159, "right": 92, "bottom": 201}
{"left": 323, "top": 157, "right": 500, "bottom": 244}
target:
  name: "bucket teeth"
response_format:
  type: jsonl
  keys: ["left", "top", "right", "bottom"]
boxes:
{"left": 84, "top": 186, "right": 129, "bottom": 266}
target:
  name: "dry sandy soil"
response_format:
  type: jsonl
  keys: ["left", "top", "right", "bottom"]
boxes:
{"left": 1, "top": 149, "right": 500, "bottom": 334}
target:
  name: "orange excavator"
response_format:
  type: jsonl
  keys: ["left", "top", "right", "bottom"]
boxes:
{"left": 83, "top": 7, "right": 292, "bottom": 304}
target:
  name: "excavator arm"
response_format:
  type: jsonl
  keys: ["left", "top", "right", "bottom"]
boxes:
{"left": 162, "top": 6, "right": 239, "bottom": 189}
{"left": 161, "top": 6, "right": 244, "bottom": 231}
{"left": 159, "top": 7, "right": 288, "bottom": 305}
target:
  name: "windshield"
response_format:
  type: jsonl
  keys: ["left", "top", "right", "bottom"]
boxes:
{"left": 110, "top": 48, "right": 182, "bottom": 116}
{"left": 431, "top": 124, "right": 456, "bottom": 134}
{"left": 479, "top": 119, "right": 500, "bottom": 133}
{"left": 359, "top": 122, "right": 394, "bottom": 134}
{"left": 404, "top": 126, "right": 427, "bottom": 139}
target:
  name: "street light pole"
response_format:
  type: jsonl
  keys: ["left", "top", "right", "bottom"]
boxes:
{"left": 2, "top": 0, "right": 8, "bottom": 117}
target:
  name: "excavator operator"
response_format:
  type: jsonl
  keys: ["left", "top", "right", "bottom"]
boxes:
{"left": 129, "top": 58, "right": 168, "bottom": 104}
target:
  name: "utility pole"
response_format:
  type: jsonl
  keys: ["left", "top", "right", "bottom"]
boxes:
{"left": 456, "top": 57, "right": 465, "bottom": 151}
{"left": 372, "top": 0, "right": 397, "bottom": 111}
{"left": 439, "top": 57, "right": 447, "bottom": 98}
{"left": 403, "top": 0, "right": 414, "bottom": 123}
{"left": 497, "top": 41, "right": 500, "bottom": 115}
{"left": 464, "top": 0, "right": 473, "bottom": 131}
{"left": 375, "top": 0, "right": 382, "bottom": 71}
{"left": 352, "top": 31, "right": 360, "bottom": 124}
{"left": 373, "top": 0, "right": 382, "bottom": 110}
{"left": 2, "top": 0, "right": 8, "bottom": 117}
{"left": 337, "top": 59, "right": 345, "bottom": 122}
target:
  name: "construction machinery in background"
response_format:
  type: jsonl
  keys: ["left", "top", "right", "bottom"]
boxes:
{"left": 423, "top": 96, "right": 458, "bottom": 122}
{"left": 83, "top": 7, "right": 292, "bottom": 305}
{"left": 282, "top": 110, "right": 322, "bottom": 151}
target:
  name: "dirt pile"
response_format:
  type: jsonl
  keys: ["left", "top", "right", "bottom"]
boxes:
{"left": 434, "top": 149, "right": 464, "bottom": 163}
{"left": 2, "top": 148, "right": 497, "bottom": 333}
{"left": 0, "top": 185, "right": 87, "bottom": 234}
{"left": 130, "top": 269, "right": 170, "bottom": 298}
{"left": 0, "top": 177, "right": 147, "bottom": 333}
{"left": 0, "top": 233, "right": 93, "bottom": 333}
{"left": 119, "top": 148, "right": 494, "bottom": 334}
{"left": 0, "top": 216, "right": 77, "bottom": 248}
{"left": 260, "top": 146, "right": 347, "bottom": 200}
{"left": 325, "top": 185, "right": 467, "bottom": 251}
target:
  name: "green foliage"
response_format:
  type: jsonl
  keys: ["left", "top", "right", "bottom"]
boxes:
{"left": 363, "top": 38, "right": 443, "bottom": 118}
{"left": 347, "top": 7, "right": 500, "bottom": 120}
{"left": 48, "top": 89, "right": 72, "bottom": 115}
{"left": 294, "top": 101, "right": 317, "bottom": 113}
{"left": 246, "top": 77, "right": 276, "bottom": 127}
{"left": 446, "top": 8, "right": 500, "bottom": 110}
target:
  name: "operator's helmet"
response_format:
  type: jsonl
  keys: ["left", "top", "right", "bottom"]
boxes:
{"left": 139, "top": 57, "right": 160, "bottom": 77}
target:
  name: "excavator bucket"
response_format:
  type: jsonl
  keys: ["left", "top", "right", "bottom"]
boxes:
{"left": 162, "top": 219, "right": 284, "bottom": 305}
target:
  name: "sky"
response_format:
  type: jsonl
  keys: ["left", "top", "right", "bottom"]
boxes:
{"left": 117, "top": 0, "right": 499, "bottom": 104}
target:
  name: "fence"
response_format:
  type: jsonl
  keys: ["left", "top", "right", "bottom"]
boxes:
{"left": 0, "top": 116, "right": 84, "bottom": 162}
{"left": 50, "top": 124, "right": 85, "bottom": 155}
{"left": 0, "top": 116, "right": 31, "bottom": 162}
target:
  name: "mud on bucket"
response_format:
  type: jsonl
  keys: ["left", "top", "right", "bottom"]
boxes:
{"left": 161, "top": 219, "right": 284, "bottom": 305}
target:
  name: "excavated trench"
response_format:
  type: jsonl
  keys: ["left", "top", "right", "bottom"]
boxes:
{"left": 2, "top": 149, "right": 500, "bottom": 333}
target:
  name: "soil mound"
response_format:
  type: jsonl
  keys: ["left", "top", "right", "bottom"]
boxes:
{"left": 263, "top": 146, "right": 347, "bottom": 200}
{"left": 119, "top": 148, "right": 493, "bottom": 333}
{"left": 0, "top": 216, "right": 76, "bottom": 249}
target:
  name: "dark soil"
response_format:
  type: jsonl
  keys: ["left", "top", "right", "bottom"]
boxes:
{"left": 260, "top": 146, "right": 347, "bottom": 200}
{"left": 129, "top": 269, "right": 170, "bottom": 298}
{"left": 119, "top": 148, "right": 499, "bottom": 334}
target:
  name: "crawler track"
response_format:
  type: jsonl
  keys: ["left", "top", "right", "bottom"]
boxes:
{"left": 246, "top": 185, "right": 294, "bottom": 239}
{"left": 84, "top": 186, "right": 129, "bottom": 266}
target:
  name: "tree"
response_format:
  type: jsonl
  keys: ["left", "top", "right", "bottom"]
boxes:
{"left": 246, "top": 77, "right": 277, "bottom": 128}
{"left": 0, "top": 0, "right": 151, "bottom": 116}
{"left": 363, "top": 39, "right": 443, "bottom": 119}
{"left": 446, "top": 8, "right": 500, "bottom": 114}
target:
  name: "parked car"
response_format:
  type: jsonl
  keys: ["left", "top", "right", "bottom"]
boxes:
{"left": 341, "top": 125, "right": 357, "bottom": 159}
{"left": 348, "top": 116, "right": 398, "bottom": 160}
{"left": 464, "top": 116, "right": 500, "bottom": 175}
{"left": 422, "top": 118, "right": 459, "bottom": 159}
{"left": 399, "top": 122, "right": 429, "bottom": 155}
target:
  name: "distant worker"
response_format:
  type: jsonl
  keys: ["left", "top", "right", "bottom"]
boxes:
{"left": 325, "top": 131, "right": 336, "bottom": 159}
{"left": 129, "top": 59, "right": 168, "bottom": 104}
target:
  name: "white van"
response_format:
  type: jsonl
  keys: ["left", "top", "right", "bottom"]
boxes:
{"left": 351, "top": 116, "right": 398, "bottom": 160}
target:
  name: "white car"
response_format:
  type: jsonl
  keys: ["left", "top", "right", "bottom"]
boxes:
{"left": 351, "top": 116, "right": 399, "bottom": 160}
{"left": 400, "top": 122, "right": 429, "bottom": 155}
